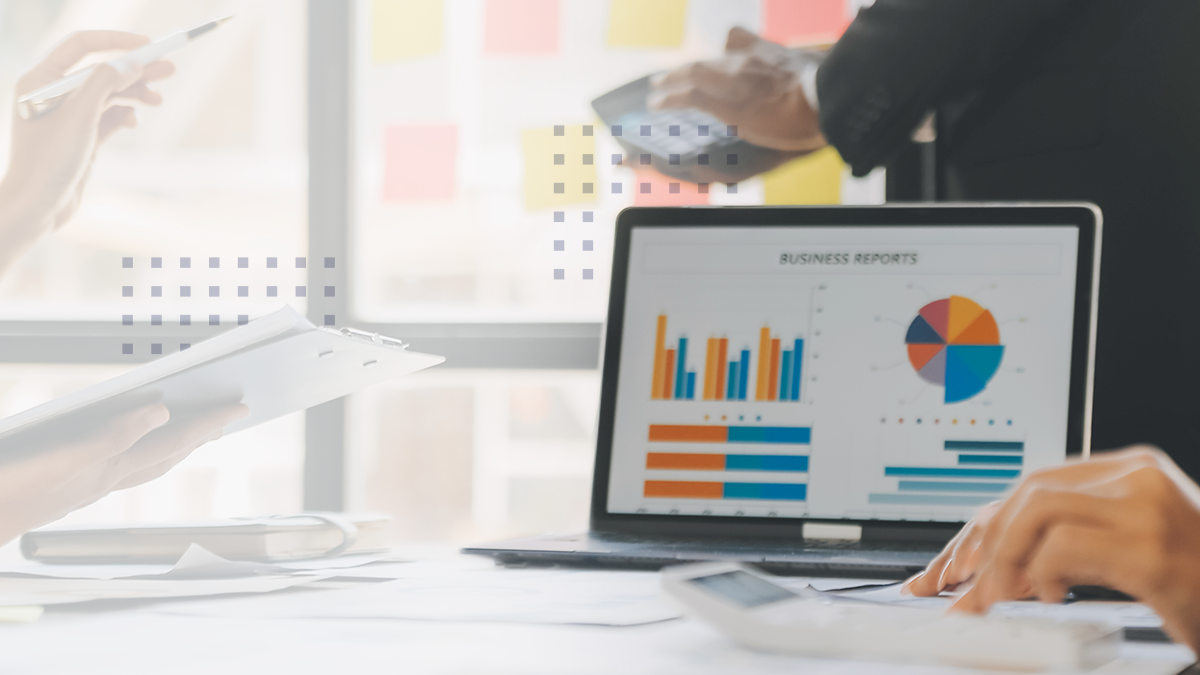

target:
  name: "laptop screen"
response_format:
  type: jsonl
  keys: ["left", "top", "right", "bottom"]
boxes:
{"left": 605, "top": 223, "right": 1082, "bottom": 524}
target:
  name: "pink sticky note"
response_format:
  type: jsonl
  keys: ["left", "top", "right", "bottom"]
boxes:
{"left": 382, "top": 124, "right": 457, "bottom": 202}
{"left": 762, "top": 0, "right": 851, "bottom": 46}
{"left": 633, "top": 170, "right": 711, "bottom": 207}
{"left": 484, "top": 0, "right": 559, "bottom": 55}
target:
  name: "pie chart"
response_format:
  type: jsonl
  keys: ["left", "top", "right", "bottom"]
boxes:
{"left": 905, "top": 296, "right": 1004, "bottom": 403}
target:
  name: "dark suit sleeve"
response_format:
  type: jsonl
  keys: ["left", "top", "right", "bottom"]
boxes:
{"left": 818, "top": 0, "right": 1081, "bottom": 177}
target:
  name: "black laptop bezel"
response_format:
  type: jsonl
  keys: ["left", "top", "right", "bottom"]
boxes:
{"left": 589, "top": 204, "right": 1099, "bottom": 540}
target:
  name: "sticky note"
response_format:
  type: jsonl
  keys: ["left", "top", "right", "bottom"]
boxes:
{"left": 633, "top": 170, "right": 710, "bottom": 206}
{"left": 485, "top": 0, "right": 559, "bottom": 55}
{"left": 383, "top": 124, "right": 458, "bottom": 201}
{"left": 372, "top": 0, "right": 443, "bottom": 63}
{"left": 762, "top": 0, "right": 851, "bottom": 46}
{"left": 762, "top": 146, "right": 845, "bottom": 205}
{"left": 607, "top": 0, "right": 687, "bottom": 48}
{"left": 521, "top": 126, "right": 598, "bottom": 211}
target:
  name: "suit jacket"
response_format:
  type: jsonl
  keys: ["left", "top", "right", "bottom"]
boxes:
{"left": 818, "top": 0, "right": 1200, "bottom": 478}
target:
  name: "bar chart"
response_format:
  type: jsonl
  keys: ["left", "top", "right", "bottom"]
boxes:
{"left": 650, "top": 314, "right": 804, "bottom": 402}
{"left": 643, "top": 423, "right": 810, "bottom": 502}
{"left": 868, "top": 439, "right": 1024, "bottom": 507}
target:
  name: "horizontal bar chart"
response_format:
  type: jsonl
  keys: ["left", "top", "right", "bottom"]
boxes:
{"left": 648, "top": 424, "right": 811, "bottom": 444}
{"left": 644, "top": 480, "right": 806, "bottom": 501}
{"left": 958, "top": 454, "right": 1022, "bottom": 465}
{"left": 898, "top": 480, "right": 1010, "bottom": 493}
{"left": 647, "top": 453, "right": 809, "bottom": 472}
{"left": 885, "top": 467, "right": 1019, "bottom": 479}
{"left": 943, "top": 440, "right": 1025, "bottom": 452}
{"left": 868, "top": 493, "right": 995, "bottom": 506}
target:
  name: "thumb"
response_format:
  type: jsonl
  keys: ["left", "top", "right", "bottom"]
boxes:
{"left": 69, "top": 61, "right": 144, "bottom": 120}
{"left": 725, "top": 26, "right": 761, "bottom": 52}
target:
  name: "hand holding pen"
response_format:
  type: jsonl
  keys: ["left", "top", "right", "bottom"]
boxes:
{"left": 0, "top": 30, "right": 175, "bottom": 277}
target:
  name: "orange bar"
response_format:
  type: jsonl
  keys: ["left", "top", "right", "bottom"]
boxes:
{"left": 663, "top": 350, "right": 676, "bottom": 399}
{"left": 769, "top": 338, "right": 781, "bottom": 401}
{"left": 647, "top": 453, "right": 726, "bottom": 471}
{"left": 703, "top": 337, "right": 718, "bottom": 400}
{"left": 651, "top": 315, "right": 667, "bottom": 400}
{"left": 756, "top": 327, "right": 771, "bottom": 401}
{"left": 715, "top": 338, "right": 728, "bottom": 401}
{"left": 644, "top": 480, "right": 724, "bottom": 499}
{"left": 648, "top": 424, "right": 729, "bottom": 443}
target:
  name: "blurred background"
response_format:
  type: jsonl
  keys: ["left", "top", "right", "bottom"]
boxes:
{"left": 0, "top": 0, "right": 881, "bottom": 547}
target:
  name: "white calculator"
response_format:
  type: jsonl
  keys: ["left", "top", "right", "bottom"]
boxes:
{"left": 661, "top": 563, "right": 1122, "bottom": 672}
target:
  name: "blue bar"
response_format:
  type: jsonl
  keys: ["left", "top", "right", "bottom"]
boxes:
{"left": 738, "top": 349, "right": 750, "bottom": 401}
{"left": 886, "top": 467, "right": 1019, "bottom": 478}
{"left": 944, "top": 440, "right": 1024, "bottom": 452}
{"left": 727, "top": 362, "right": 738, "bottom": 400}
{"left": 958, "top": 454, "right": 1023, "bottom": 465}
{"left": 723, "top": 483, "right": 807, "bottom": 500}
{"left": 898, "top": 481, "right": 1010, "bottom": 493}
{"left": 674, "top": 337, "right": 688, "bottom": 400}
{"left": 725, "top": 455, "right": 809, "bottom": 472}
{"left": 686, "top": 371, "right": 696, "bottom": 400}
{"left": 727, "top": 426, "right": 811, "bottom": 444}
{"left": 780, "top": 350, "right": 792, "bottom": 400}
{"left": 869, "top": 493, "right": 995, "bottom": 506}
{"left": 791, "top": 339, "right": 803, "bottom": 401}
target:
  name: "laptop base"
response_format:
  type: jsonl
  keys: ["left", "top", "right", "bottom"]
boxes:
{"left": 463, "top": 531, "right": 941, "bottom": 580}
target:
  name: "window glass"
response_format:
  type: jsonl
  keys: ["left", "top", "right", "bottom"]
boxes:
{"left": 355, "top": 0, "right": 882, "bottom": 323}
{"left": 0, "top": 0, "right": 308, "bottom": 323}
{"left": 348, "top": 369, "right": 599, "bottom": 543}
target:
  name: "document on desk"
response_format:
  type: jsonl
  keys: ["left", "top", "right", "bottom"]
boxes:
{"left": 0, "top": 543, "right": 391, "bottom": 580}
{"left": 0, "top": 545, "right": 347, "bottom": 607}
{"left": 159, "top": 557, "right": 683, "bottom": 626}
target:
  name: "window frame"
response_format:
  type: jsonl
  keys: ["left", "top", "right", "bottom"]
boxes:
{"left": 0, "top": 0, "right": 600, "bottom": 512}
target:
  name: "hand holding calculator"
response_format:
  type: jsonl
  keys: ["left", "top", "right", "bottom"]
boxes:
{"left": 661, "top": 563, "right": 1121, "bottom": 671}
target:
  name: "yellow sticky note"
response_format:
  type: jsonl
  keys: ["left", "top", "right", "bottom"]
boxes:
{"left": 762, "top": 146, "right": 845, "bottom": 204}
{"left": 521, "top": 126, "right": 599, "bottom": 211}
{"left": 373, "top": 0, "right": 443, "bottom": 63}
{"left": 607, "top": 0, "right": 688, "bottom": 48}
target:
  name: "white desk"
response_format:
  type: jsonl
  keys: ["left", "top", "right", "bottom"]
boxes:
{"left": 1, "top": 551, "right": 1195, "bottom": 675}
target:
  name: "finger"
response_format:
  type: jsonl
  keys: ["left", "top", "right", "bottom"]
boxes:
{"left": 649, "top": 87, "right": 737, "bottom": 122}
{"left": 137, "top": 59, "right": 176, "bottom": 84}
{"left": 98, "top": 105, "right": 137, "bottom": 144}
{"left": 111, "top": 83, "right": 162, "bottom": 106}
{"left": 905, "top": 542, "right": 956, "bottom": 596}
{"left": 105, "top": 404, "right": 249, "bottom": 481}
{"left": 62, "top": 62, "right": 145, "bottom": 122}
{"left": 1025, "top": 524, "right": 1130, "bottom": 603}
{"left": 110, "top": 453, "right": 191, "bottom": 491}
{"left": 654, "top": 59, "right": 739, "bottom": 94}
{"left": 725, "top": 26, "right": 762, "bottom": 52}
{"left": 12, "top": 404, "right": 170, "bottom": 490}
{"left": 973, "top": 490, "right": 1118, "bottom": 608}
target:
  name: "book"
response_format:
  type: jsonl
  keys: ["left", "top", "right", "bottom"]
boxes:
{"left": 20, "top": 514, "right": 390, "bottom": 564}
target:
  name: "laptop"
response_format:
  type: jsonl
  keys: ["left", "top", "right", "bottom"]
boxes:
{"left": 465, "top": 204, "right": 1101, "bottom": 579}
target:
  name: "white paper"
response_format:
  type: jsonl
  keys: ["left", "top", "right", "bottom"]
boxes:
{"left": 159, "top": 557, "right": 682, "bottom": 626}
{"left": 0, "top": 544, "right": 392, "bottom": 580}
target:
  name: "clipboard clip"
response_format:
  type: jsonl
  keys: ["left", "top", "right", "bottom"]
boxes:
{"left": 337, "top": 326, "right": 407, "bottom": 350}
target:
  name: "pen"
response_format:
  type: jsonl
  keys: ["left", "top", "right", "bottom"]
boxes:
{"left": 16, "top": 16, "right": 233, "bottom": 120}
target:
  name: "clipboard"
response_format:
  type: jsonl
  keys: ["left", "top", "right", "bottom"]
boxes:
{"left": 0, "top": 306, "right": 444, "bottom": 446}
